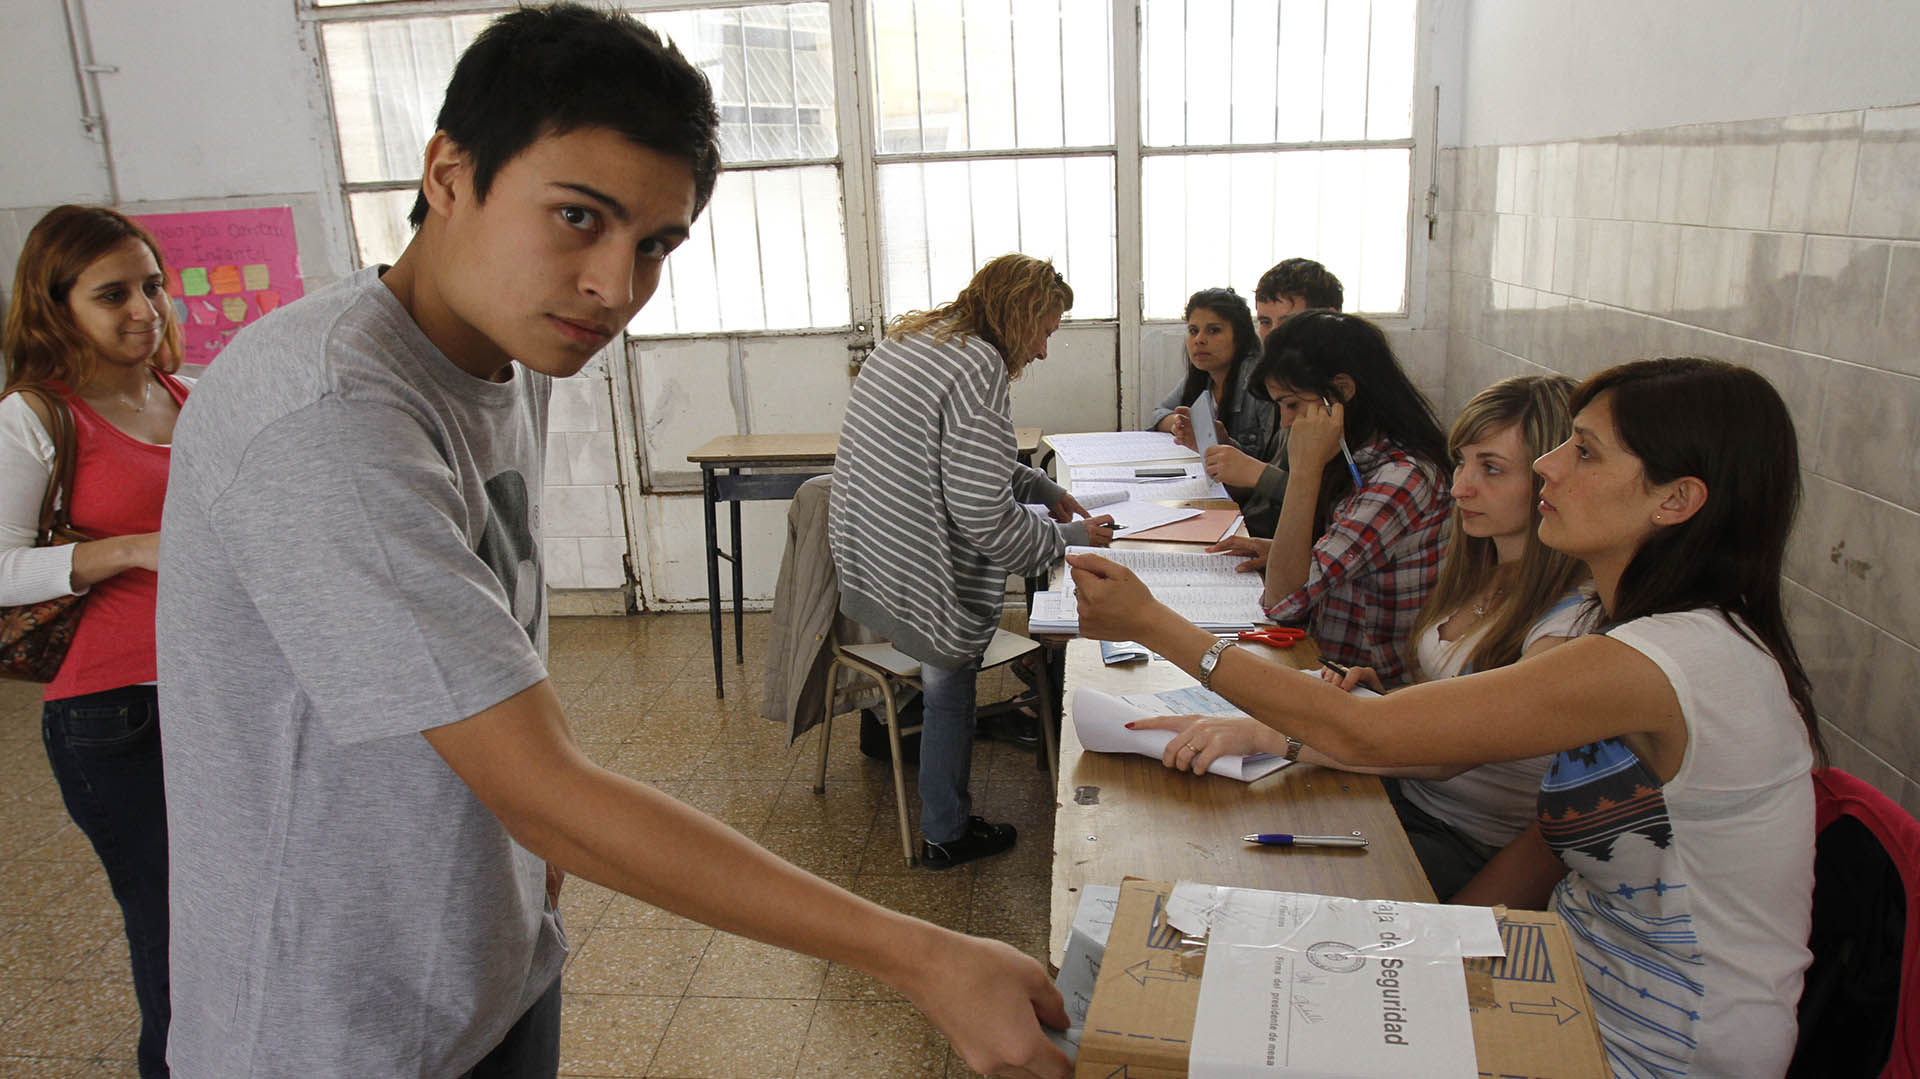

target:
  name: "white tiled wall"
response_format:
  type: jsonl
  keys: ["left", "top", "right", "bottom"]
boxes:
{"left": 542, "top": 355, "right": 629, "bottom": 595}
{"left": 1441, "top": 104, "right": 1920, "bottom": 811}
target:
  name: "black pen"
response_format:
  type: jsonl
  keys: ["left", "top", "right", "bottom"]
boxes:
{"left": 1320, "top": 658, "right": 1351, "bottom": 678}
{"left": 1134, "top": 467, "right": 1185, "bottom": 478}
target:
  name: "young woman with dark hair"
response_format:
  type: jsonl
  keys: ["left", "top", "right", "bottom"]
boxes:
{"left": 0, "top": 204, "right": 190, "bottom": 1078}
{"left": 1146, "top": 288, "right": 1272, "bottom": 460}
{"left": 1206, "top": 310, "right": 1451, "bottom": 684}
{"left": 1071, "top": 356, "right": 1824, "bottom": 1078}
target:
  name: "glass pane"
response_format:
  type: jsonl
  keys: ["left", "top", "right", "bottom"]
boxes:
{"left": 1274, "top": 0, "right": 1327, "bottom": 142}
{"left": 1366, "top": 0, "right": 1417, "bottom": 140}
{"left": 1142, "top": 0, "right": 1413, "bottom": 148}
{"left": 323, "top": 16, "right": 493, "bottom": 185}
{"left": 646, "top": 4, "right": 838, "bottom": 163}
{"left": 876, "top": 155, "right": 1116, "bottom": 320}
{"left": 1319, "top": 0, "right": 1370, "bottom": 140}
{"left": 870, "top": 0, "right": 1113, "bottom": 153}
{"left": 322, "top": 4, "right": 834, "bottom": 187}
{"left": 1141, "top": 148, "right": 1408, "bottom": 317}
{"left": 627, "top": 165, "right": 850, "bottom": 335}
{"left": 347, "top": 189, "right": 418, "bottom": 268}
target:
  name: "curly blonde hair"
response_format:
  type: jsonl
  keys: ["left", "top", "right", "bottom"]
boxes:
{"left": 886, "top": 253, "right": 1072, "bottom": 378}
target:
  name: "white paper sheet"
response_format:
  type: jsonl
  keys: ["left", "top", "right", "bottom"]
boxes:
{"left": 1169, "top": 885, "right": 1498, "bottom": 1078}
{"left": 1049, "top": 430, "right": 1202, "bottom": 467}
{"left": 1071, "top": 687, "right": 1291, "bottom": 782}
{"left": 1190, "top": 388, "right": 1219, "bottom": 454}
{"left": 1108, "top": 502, "right": 1203, "bottom": 536}
{"left": 1071, "top": 463, "right": 1230, "bottom": 501}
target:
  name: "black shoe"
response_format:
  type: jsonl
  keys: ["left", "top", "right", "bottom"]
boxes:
{"left": 976, "top": 705, "right": 1041, "bottom": 750}
{"left": 920, "top": 817, "right": 1017, "bottom": 870}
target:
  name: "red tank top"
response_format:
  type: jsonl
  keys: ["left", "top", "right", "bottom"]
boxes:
{"left": 45, "top": 373, "right": 190, "bottom": 701}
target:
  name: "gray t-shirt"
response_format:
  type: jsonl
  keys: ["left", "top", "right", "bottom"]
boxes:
{"left": 157, "top": 267, "right": 563, "bottom": 1077}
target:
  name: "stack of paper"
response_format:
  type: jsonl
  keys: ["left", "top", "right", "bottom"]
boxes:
{"left": 1047, "top": 430, "right": 1199, "bottom": 467}
{"left": 1071, "top": 464, "right": 1230, "bottom": 501}
{"left": 1060, "top": 546, "right": 1268, "bottom": 630}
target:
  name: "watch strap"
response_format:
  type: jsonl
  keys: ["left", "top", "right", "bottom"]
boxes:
{"left": 1197, "top": 638, "right": 1235, "bottom": 691}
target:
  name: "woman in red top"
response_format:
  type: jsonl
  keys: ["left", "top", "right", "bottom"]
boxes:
{"left": 0, "top": 205, "right": 190, "bottom": 1079}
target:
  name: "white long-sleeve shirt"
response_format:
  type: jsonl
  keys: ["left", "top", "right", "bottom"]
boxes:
{"left": 0, "top": 392, "right": 81, "bottom": 606}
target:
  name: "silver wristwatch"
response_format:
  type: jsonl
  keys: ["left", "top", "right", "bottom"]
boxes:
{"left": 1197, "top": 639, "right": 1237, "bottom": 691}
{"left": 1282, "top": 736, "right": 1305, "bottom": 762}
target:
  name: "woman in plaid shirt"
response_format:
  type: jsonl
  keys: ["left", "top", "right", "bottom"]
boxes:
{"left": 1206, "top": 311, "right": 1450, "bottom": 684}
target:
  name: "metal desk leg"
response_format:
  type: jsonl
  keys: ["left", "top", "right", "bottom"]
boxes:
{"left": 729, "top": 467, "right": 745, "bottom": 664}
{"left": 702, "top": 464, "right": 725, "bottom": 698}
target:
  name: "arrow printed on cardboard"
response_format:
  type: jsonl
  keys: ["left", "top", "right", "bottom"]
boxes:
{"left": 1123, "top": 958, "right": 1190, "bottom": 986}
{"left": 1509, "top": 996, "right": 1583, "bottom": 1025}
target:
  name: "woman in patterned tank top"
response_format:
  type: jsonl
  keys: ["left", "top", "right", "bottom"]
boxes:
{"left": 1072, "top": 357, "right": 1824, "bottom": 1077}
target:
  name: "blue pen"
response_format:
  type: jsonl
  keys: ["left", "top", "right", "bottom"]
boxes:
{"left": 1242, "top": 832, "right": 1369, "bottom": 848}
{"left": 1323, "top": 396, "right": 1365, "bottom": 490}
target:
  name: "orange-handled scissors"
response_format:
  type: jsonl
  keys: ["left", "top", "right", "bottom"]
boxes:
{"left": 1237, "top": 625, "right": 1307, "bottom": 648}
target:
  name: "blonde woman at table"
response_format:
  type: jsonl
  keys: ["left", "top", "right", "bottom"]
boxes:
{"left": 1069, "top": 357, "right": 1824, "bottom": 1079}
{"left": 832, "top": 253, "right": 1114, "bottom": 870}
{"left": 1205, "top": 310, "right": 1451, "bottom": 685}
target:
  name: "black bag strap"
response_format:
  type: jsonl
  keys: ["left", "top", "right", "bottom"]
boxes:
{"left": 1, "top": 383, "right": 83, "bottom": 545}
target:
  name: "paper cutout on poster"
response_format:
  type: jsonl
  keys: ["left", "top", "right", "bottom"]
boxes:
{"left": 136, "top": 207, "right": 304, "bottom": 364}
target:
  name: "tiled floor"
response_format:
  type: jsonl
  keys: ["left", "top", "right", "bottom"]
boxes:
{"left": 0, "top": 612, "right": 1059, "bottom": 1077}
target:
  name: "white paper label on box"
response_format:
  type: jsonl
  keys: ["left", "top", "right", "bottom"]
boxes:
{"left": 1179, "top": 886, "right": 1499, "bottom": 1079}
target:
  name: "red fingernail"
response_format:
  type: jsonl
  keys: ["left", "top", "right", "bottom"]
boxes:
{"left": 1124, "top": 721, "right": 1137, "bottom": 729}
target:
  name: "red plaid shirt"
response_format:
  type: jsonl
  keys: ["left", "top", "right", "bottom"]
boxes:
{"left": 1264, "top": 437, "right": 1449, "bottom": 685}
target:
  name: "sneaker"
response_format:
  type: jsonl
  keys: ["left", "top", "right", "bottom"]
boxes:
{"left": 920, "top": 816, "right": 1017, "bottom": 870}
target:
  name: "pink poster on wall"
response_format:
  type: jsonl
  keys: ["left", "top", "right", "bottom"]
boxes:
{"left": 133, "top": 207, "right": 305, "bottom": 365}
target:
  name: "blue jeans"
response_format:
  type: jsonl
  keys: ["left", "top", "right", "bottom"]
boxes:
{"left": 459, "top": 974, "right": 562, "bottom": 1079}
{"left": 917, "top": 660, "right": 980, "bottom": 844}
{"left": 42, "top": 684, "right": 170, "bottom": 1078}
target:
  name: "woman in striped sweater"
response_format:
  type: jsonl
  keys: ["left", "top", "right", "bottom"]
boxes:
{"left": 831, "top": 254, "right": 1114, "bottom": 869}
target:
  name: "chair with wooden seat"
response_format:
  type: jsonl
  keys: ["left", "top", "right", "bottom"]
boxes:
{"left": 815, "top": 629, "right": 1059, "bottom": 867}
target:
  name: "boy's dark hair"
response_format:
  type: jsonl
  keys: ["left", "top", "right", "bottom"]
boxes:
{"left": 1254, "top": 258, "right": 1344, "bottom": 311}
{"left": 408, "top": 3, "right": 722, "bottom": 227}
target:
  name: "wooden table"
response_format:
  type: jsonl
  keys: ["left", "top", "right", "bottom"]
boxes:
{"left": 1048, "top": 636, "right": 1436, "bottom": 968}
{"left": 686, "top": 427, "right": 1042, "bottom": 698}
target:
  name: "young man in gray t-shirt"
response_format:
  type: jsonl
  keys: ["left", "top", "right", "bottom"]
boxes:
{"left": 157, "top": 7, "right": 1070, "bottom": 1077}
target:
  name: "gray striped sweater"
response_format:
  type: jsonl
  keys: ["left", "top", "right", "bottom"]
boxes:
{"left": 830, "top": 330, "right": 1086, "bottom": 668}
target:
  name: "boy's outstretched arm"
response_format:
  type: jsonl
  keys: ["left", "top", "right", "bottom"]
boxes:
{"left": 424, "top": 679, "right": 1072, "bottom": 1078}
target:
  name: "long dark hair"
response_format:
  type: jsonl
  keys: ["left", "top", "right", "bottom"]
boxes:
{"left": 1255, "top": 310, "right": 1448, "bottom": 517}
{"left": 1176, "top": 288, "right": 1261, "bottom": 431}
{"left": 1571, "top": 357, "right": 1825, "bottom": 765}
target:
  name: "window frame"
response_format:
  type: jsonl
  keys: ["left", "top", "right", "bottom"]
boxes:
{"left": 296, "top": 0, "right": 1437, "bottom": 347}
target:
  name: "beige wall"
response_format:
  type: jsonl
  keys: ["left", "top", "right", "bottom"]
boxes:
{"left": 1440, "top": 105, "right": 1920, "bottom": 811}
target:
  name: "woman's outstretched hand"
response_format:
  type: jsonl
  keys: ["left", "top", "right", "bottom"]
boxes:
{"left": 1065, "top": 552, "right": 1162, "bottom": 641}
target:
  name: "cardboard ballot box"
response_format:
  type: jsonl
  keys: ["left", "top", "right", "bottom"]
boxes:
{"left": 1076, "top": 880, "right": 1609, "bottom": 1079}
